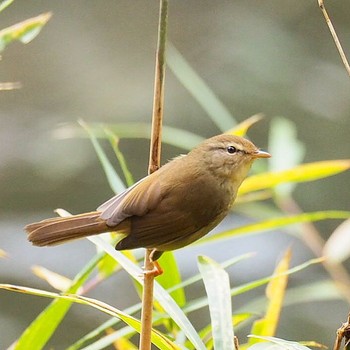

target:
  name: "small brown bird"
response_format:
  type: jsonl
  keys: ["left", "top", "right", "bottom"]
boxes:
{"left": 26, "top": 134, "right": 270, "bottom": 262}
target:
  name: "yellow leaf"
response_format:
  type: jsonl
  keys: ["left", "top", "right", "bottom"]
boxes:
{"left": 105, "top": 328, "right": 137, "bottom": 350}
{"left": 0, "top": 249, "right": 7, "bottom": 258}
{"left": 226, "top": 114, "right": 264, "bottom": 137}
{"left": 249, "top": 249, "right": 291, "bottom": 344}
{"left": 0, "top": 12, "right": 52, "bottom": 52}
{"left": 31, "top": 265, "right": 72, "bottom": 291}
{"left": 240, "top": 160, "right": 350, "bottom": 195}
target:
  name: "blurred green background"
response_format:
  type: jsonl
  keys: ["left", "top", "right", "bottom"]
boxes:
{"left": 0, "top": 1, "right": 349, "bottom": 349}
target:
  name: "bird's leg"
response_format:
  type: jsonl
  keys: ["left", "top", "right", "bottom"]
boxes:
{"left": 143, "top": 249, "right": 163, "bottom": 276}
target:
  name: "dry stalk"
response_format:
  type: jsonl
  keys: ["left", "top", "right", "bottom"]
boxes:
{"left": 318, "top": 0, "right": 350, "bottom": 77}
{"left": 139, "top": 1, "right": 168, "bottom": 349}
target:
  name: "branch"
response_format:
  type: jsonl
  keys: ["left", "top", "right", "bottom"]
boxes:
{"left": 318, "top": 0, "right": 350, "bottom": 77}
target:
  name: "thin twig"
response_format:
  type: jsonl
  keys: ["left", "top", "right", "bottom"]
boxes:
{"left": 333, "top": 313, "right": 350, "bottom": 350}
{"left": 318, "top": 0, "right": 350, "bottom": 77}
{"left": 148, "top": 0, "right": 168, "bottom": 175}
{"left": 139, "top": 1, "right": 168, "bottom": 350}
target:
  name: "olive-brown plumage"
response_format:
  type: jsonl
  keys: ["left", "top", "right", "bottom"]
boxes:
{"left": 26, "top": 134, "right": 270, "bottom": 260}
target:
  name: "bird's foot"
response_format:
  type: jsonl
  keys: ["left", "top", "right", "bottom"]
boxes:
{"left": 143, "top": 260, "right": 163, "bottom": 277}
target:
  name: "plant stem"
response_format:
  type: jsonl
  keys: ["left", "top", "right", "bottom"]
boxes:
{"left": 139, "top": 1, "right": 168, "bottom": 350}
{"left": 318, "top": 0, "right": 350, "bottom": 77}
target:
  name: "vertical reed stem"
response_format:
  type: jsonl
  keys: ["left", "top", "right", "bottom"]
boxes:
{"left": 139, "top": 1, "right": 168, "bottom": 349}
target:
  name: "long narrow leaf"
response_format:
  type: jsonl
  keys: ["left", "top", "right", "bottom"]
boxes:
{"left": 226, "top": 114, "right": 264, "bottom": 137}
{"left": 199, "top": 211, "right": 350, "bottom": 244}
{"left": 79, "top": 120, "right": 126, "bottom": 194}
{"left": 198, "top": 256, "right": 235, "bottom": 350}
{"left": 184, "top": 257, "right": 323, "bottom": 314}
{"left": 247, "top": 336, "right": 312, "bottom": 350}
{"left": 167, "top": 43, "right": 236, "bottom": 131}
{"left": 104, "top": 128, "right": 135, "bottom": 187}
{"left": 70, "top": 253, "right": 254, "bottom": 350}
{"left": 12, "top": 252, "right": 104, "bottom": 350}
{"left": 0, "top": 0, "right": 14, "bottom": 13}
{"left": 0, "top": 284, "right": 181, "bottom": 350}
{"left": 88, "top": 236, "right": 206, "bottom": 350}
{"left": 239, "top": 160, "right": 350, "bottom": 195}
{"left": 249, "top": 249, "right": 291, "bottom": 344}
{"left": 0, "top": 12, "right": 51, "bottom": 52}
{"left": 55, "top": 122, "right": 204, "bottom": 151}
{"left": 157, "top": 252, "right": 186, "bottom": 307}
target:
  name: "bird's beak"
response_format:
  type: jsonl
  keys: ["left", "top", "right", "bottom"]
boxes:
{"left": 253, "top": 149, "right": 271, "bottom": 158}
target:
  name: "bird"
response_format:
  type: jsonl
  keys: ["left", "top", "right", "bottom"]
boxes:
{"left": 25, "top": 134, "right": 270, "bottom": 264}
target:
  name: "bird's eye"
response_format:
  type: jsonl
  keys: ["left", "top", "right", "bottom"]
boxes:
{"left": 226, "top": 146, "right": 237, "bottom": 154}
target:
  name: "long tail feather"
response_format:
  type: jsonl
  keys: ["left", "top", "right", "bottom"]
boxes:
{"left": 25, "top": 211, "right": 111, "bottom": 246}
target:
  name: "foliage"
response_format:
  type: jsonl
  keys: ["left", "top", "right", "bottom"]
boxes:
{"left": 0, "top": 0, "right": 51, "bottom": 91}
{"left": 1, "top": 5, "right": 350, "bottom": 348}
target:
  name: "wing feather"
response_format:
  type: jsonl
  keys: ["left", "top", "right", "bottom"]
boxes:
{"left": 98, "top": 174, "right": 162, "bottom": 227}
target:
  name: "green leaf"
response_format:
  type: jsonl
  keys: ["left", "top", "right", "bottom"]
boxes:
{"left": 71, "top": 253, "right": 254, "bottom": 350}
{"left": 199, "top": 313, "right": 253, "bottom": 349}
{"left": 79, "top": 120, "right": 126, "bottom": 194}
{"left": 12, "top": 252, "right": 103, "bottom": 350}
{"left": 104, "top": 128, "right": 135, "bottom": 187}
{"left": 198, "top": 256, "right": 235, "bottom": 350}
{"left": 240, "top": 280, "right": 341, "bottom": 315}
{"left": 167, "top": 42, "right": 236, "bottom": 131}
{"left": 268, "top": 117, "right": 305, "bottom": 197}
{"left": 200, "top": 211, "right": 350, "bottom": 244}
{"left": 184, "top": 257, "right": 323, "bottom": 314}
{"left": 55, "top": 122, "right": 204, "bottom": 151}
{"left": 239, "top": 160, "right": 350, "bottom": 195}
{"left": 88, "top": 235, "right": 207, "bottom": 350}
{"left": 168, "top": 253, "right": 255, "bottom": 293}
{"left": 157, "top": 252, "right": 186, "bottom": 307}
{"left": 0, "top": 12, "right": 51, "bottom": 52}
{"left": 0, "top": 0, "right": 15, "bottom": 13}
{"left": 0, "top": 284, "right": 181, "bottom": 350}
{"left": 247, "top": 336, "right": 312, "bottom": 350}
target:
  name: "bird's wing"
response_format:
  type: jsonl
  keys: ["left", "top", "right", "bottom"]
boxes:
{"left": 97, "top": 174, "right": 163, "bottom": 227}
{"left": 115, "top": 204, "right": 202, "bottom": 251}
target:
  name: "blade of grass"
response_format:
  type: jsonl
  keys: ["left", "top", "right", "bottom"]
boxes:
{"left": 226, "top": 114, "right": 264, "bottom": 137}
{"left": 248, "top": 249, "right": 291, "bottom": 345}
{"left": 239, "top": 160, "right": 350, "bottom": 195}
{"left": 103, "top": 128, "right": 134, "bottom": 187}
{"left": 79, "top": 120, "right": 126, "bottom": 194}
{"left": 55, "top": 122, "right": 204, "bottom": 151}
{"left": 0, "top": 284, "right": 181, "bottom": 350}
{"left": 239, "top": 279, "right": 341, "bottom": 316}
{"left": 31, "top": 266, "right": 72, "bottom": 291}
{"left": 88, "top": 235, "right": 206, "bottom": 350}
{"left": 12, "top": 251, "right": 104, "bottom": 350}
{"left": 247, "top": 336, "right": 312, "bottom": 350}
{"left": 167, "top": 43, "right": 236, "bottom": 131}
{"left": 0, "top": 12, "right": 52, "bottom": 52}
{"left": 198, "top": 256, "right": 235, "bottom": 350}
{"left": 199, "top": 211, "right": 350, "bottom": 245}
{"left": 199, "top": 313, "right": 253, "bottom": 350}
{"left": 0, "top": 0, "right": 14, "bottom": 13}
{"left": 70, "top": 253, "right": 254, "bottom": 350}
{"left": 184, "top": 257, "right": 323, "bottom": 314}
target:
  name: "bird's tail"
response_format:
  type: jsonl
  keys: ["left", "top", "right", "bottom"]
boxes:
{"left": 25, "top": 211, "right": 111, "bottom": 246}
